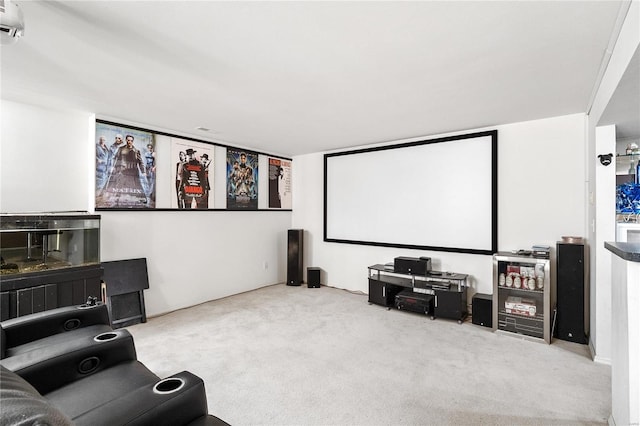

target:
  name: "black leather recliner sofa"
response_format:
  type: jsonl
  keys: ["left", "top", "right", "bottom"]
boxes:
{"left": 1, "top": 363, "right": 224, "bottom": 426}
{"left": 1, "top": 303, "right": 113, "bottom": 361}
{"left": 1, "top": 304, "right": 133, "bottom": 392}
{"left": 0, "top": 303, "right": 228, "bottom": 426}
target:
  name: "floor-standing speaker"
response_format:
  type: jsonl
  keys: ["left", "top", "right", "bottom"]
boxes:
{"left": 556, "top": 242, "right": 587, "bottom": 344}
{"left": 287, "top": 229, "right": 303, "bottom": 286}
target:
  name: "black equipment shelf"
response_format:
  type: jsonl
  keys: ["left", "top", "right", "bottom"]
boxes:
{"left": 367, "top": 264, "right": 469, "bottom": 323}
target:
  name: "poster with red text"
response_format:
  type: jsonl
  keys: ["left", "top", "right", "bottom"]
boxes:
{"left": 268, "top": 157, "right": 292, "bottom": 209}
{"left": 171, "top": 139, "right": 213, "bottom": 209}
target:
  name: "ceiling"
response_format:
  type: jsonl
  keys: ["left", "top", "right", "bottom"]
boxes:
{"left": 0, "top": 1, "right": 632, "bottom": 157}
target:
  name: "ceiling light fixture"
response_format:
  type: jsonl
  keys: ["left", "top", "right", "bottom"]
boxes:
{"left": 0, "top": 0, "right": 25, "bottom": 45}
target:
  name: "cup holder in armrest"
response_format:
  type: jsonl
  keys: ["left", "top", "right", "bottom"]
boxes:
{"left": 77, "top": 303, "right": 99, "bottom": 309}
{"left": 153, "top": 377, "right": 185, "bottom": 394}
{"left": 63, "top": 318, "right": 82, "bottom": 331}
{"left": 93, "top": 332, "right": 118, "bottom": 342}
{"left": 78, "top": 356, "right": 100, "bottom": 374}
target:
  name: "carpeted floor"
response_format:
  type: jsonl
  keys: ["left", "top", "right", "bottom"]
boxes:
{"left": 128, "top": 284, "right": 611, "bottom": 425}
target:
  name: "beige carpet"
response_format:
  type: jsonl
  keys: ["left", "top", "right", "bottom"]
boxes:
{"left": 128, "top": 284, "right": 611, "bottom": 425}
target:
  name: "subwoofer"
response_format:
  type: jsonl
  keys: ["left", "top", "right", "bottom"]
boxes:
{"left": 556, "top": 242, "right": 587, "bottom": 344}
{"left": 472, "top": 293, "right": 492, "bottom": 328}
{"left": 307, "top": 267, "right": 321, "bottom": 288}
{"left": 287, "top": 229, "right": 303, "bottom": 286}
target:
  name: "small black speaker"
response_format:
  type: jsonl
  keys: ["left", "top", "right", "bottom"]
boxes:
{"left": 472, "top": 293, "right": 492, "bottom": 328}
{"left": 556, "top": 242, "right": 587, "bottom": 344}
{"left": 307, "top": 267, "right": 321, "bottom": 288}
{"left": 287, "top": 229, "right": 303, "bottom": 286}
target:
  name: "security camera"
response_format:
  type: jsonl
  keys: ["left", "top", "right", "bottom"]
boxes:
{"left": 0, "top": 0, "right": 25, "bottom": 45}
{"left": 598, "top": 153, "right": 613, "bottom": 166}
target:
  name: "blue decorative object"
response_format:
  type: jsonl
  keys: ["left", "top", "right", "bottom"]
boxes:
{"left": 616, "top": 183, "right": 640, "bottom": 214}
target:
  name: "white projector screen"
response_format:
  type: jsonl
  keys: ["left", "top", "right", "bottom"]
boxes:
{"left": 324, "top": 130, "right": 497, "bottom": 254}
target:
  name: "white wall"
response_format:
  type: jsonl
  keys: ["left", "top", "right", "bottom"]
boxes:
{"left": 610, "top": 253, "right": 640, "bottom": 426}
{"left": 1, "top": 99, "right": 291, "bottom": 317}
{"left": 593, "top": 125, "right": 616, "bottom": 364}
{"left": 293, "top": 114, "right": 587, "bottom": 303}
{"left": 587, "top": 0, "right": 640, "bottom": 364}
{"left": 100, "top": 210, "right": 290, "bottom": 316}
{"left": 0, "top": 101, "right": 94, "bottom": 212}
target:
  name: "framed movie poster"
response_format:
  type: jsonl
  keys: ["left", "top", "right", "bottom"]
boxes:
{"left": 95, "top": 122, "right": 156, "bottom": 209}
{"left": 226, "top": 148, "right": 258, "bottom": 210}
{"left": 171, "top": 139, "right": 213, "bottom": 209}
{"left": 268, "top": 157, "right": 292, "bottom": 209}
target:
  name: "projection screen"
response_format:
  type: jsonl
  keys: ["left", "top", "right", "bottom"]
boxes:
{"left": 324, "top": 130, "right": 497, "bottom": 254}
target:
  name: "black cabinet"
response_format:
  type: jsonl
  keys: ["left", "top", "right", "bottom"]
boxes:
{"left": 367, "top": 265, "right": 468, "bottom": 323}
{"left": 368, "top": 279, "right": 402, "bottom": 307}
{"left": 0, "top": 264, "right": 103, "bottom": 320}
{"left": 434, "top": 289, "right": 467, "bottom": 321}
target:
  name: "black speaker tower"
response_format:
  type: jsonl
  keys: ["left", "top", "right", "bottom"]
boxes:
{"left": 287, "top": 229, "right": 303, "bottom": 286}
{"left": 556, "top": 242, "right": 587, "bottom": 344}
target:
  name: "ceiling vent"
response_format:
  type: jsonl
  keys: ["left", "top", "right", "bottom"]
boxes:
{"left": 0, "top": 0, "right": 24, "bottom": 45}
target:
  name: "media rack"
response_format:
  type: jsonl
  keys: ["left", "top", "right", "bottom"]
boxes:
{"left": 367, "top": 264, "right": 469, "bottom": 323}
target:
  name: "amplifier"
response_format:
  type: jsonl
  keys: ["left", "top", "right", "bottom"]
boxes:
{"left": 394, "top": 256, "right": 431, "bottom": 275}
{"left": 395, "top": 289, "right": 433, "bottom": 316}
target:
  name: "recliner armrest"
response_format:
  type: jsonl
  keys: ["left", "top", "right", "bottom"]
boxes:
{"left": 72, "top": 371, "right": 210, "bottom": 426}
{"left": 2, "top": 329, "right": 137, "bottom": 394}
{"left": 1, "top": 304, "right": 111, "bottom": 349}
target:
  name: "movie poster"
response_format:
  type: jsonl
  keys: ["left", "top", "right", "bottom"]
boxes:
{"left": 95, "top": 122, "right": 156, "bottom": 209}
{"left": 171, "top": 139, "right": 213, "bottom": 209}
{"left": 268, "top": 157, "right": 292, "bottom": 209}
{"left": 226, "top": 148, "right": 258, "bottom": 210}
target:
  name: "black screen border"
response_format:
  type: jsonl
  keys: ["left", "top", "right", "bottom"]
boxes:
{"left": 323, "top": 130, "right": 498, "bottom": 255}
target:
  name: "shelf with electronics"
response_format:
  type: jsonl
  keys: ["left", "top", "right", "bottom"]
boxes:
{"left": 367, "top": 260, "right": 469, "bottom": 323}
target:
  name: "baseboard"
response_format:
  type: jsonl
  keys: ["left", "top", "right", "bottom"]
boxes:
{"left": 590, "top": 338, "right": 612, "bottom": 365}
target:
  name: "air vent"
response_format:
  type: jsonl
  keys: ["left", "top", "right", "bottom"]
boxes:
{"left": 0, "top": 25, "right": 17, "bottom": 36}
{"left": 0, "top": 0, "right": 24, "bottom": 45}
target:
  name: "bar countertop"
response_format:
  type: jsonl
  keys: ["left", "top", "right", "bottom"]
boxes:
{"left": 604, "top": 241, "right": 640, "bottom": 263}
